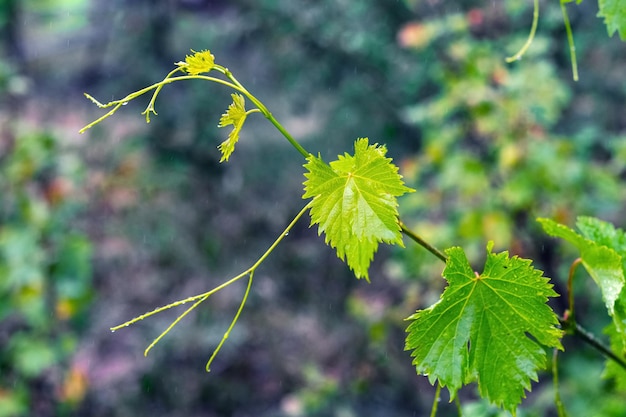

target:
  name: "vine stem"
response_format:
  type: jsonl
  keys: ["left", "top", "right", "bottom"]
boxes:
{"left": 399, "top": 220, "right": 448, "bottom": 263}
{"left": 80, "top": 63, "right": 312, "bottom": 161}
{"left": 141, "top": 67, "right": 186, "bottom": 122}
{"left": 143, "top": 292, "right": 211, "bottom": 357}
{"left": 80, "top": 74, "right": 244, "bottom": 133}
{"left": 221, "top": 67, "right": 311, "bottom": 159}
{"left": 561, "top": 318, "right": 626, "bottom": 372}
{"left": 553, "top": 349, "right": 568, "bottom": 417}
{"left": 566, "top": 258, "right": 582, "bottom": 321}
{"left": 455, "top": 396, "right": 462, "bottom": 416}
{"left": 110, "top": 202, "right": 312, "bottom": 363}
{"left": 505, "top": 0, "right": 539, "bottom": 63}
{"left": 206, "top": 271, "right": 254, "bottom": 372}
{"left": 560, "top": 0, "right": 579, "bottom": 81}
{"left": 429, "top": 383, "right": 441, "bottom": 417}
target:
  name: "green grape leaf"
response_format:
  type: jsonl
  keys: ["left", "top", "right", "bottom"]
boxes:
{"left": 217, "top": 93, "right": 247, "bottom": 162}
{"left": 538, "top": 218, "right": 624, "bottom": 316}
{"left": 598, "top": 0, "right": 626, "bottom": 40}
{"left": 405, "top": 243, "right": 563, "bottom": 414}
{"left": 302, "top": 138, "right": 414, "bottom": 280}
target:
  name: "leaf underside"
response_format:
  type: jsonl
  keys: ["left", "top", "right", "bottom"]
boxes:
{"left": 405, "top": 243, "right": 563, "bottom": 414}
{"left": 303, "top": 138, "right": 414, "bottom": 280}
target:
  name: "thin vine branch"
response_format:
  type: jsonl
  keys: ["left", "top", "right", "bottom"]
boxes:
{"left": 144, "top": 292, "right": 211, "bottom": 357}
{"left": 560, "top": 0, "right": 579, "bottom": 81}
{"left": 561, "top": 318, "right": 626, "bottom": 372}
{"left": 206, "top": 271, "right": 254, "bottom": 372}
{"left": 222, "top": 67, "right": 311, "bottom": 158}
{"left": 110, "top": 203, "right": 312, "bottom": 362}
{"left": 430, "top": 383, "right": 442, "bottom": 417}
{"left": 141, "top": 66, "right": 186, "bottom": 122}
{"left": 505, "top": 0, "right": 540, "bottom": 63}
{"left": 566, "top": 257, "right": 582, "bottom": 321}
{"left": 399, "top": 220, "right": 448, "bottom": 263}
{"left": 80, "top": 74, "right": 244, "bottom": 133}
{"left": 455, "top": 396, "right": 462, "bottom": 417}
{"left": 81, "top": 65, "right": 311, "bottom": 161}
{"left": 110, "top": 271, "right": 250, "bottom": 331}
{"left": 552, "top": 349, "right": 568, "bottom": 417}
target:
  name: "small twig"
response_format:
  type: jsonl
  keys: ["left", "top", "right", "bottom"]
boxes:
{"left": 80, "top": 74, "right": 243, "bottom": 133}
{"left": 110, "top": 203, "right": 312, "bottom": 358}
{"left": 560, "top": 0, "right": 579, "bottom": 81}
{"left": 399, "top": 220, "right": 448, "bottom": 263}
{"left": 430, "top": 383, "right": 442, "bottom": 417}
{"left": 561, "top": 317, "right": 626, "bottom": 372}
{"left": 141, "top": 66, "right": 185, "bottom": 123}
{"left": 455, "top": 395, "right": 462, "bottom": 417}
{"left": 110, "top": 272, "right": 249, "bottom": 331}
{"left": 505, "top": 0, "right": 540, "bottom": 63}
{"left": 206, "top": 272, "right": 254, "bottom": 372}
{"left": 223, "top": 68, "right": 311, "bottom": 159}
{"left": 566, "top": 258, "right": 582, "bottom": 321}
{"left": 553, "top": 348, "right": 568, "bottom": 417}
{"left": 144, "top": 293, "right": 210, "bottom": 357}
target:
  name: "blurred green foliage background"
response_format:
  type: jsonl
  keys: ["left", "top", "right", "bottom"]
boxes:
{"left": 0, "top": 0, "right": 625, "bottom": 416}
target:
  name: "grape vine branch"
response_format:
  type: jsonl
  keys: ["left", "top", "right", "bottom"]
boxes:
{"left": 81, "top": 48, "right": 626, "bottom": 416}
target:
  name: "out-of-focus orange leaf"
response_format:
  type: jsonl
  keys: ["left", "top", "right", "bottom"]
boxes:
{"left": 60, "top": 365, "right": 89, "bottom": 405}
{"left": 397, "top": 22, "right": 433, "bottom": 49}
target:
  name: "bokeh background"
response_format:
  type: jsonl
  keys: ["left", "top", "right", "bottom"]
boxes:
{"left": 1, "top": 1, "right": 625, "bottom": 416}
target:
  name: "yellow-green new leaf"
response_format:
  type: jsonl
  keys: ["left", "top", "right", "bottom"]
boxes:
{"left": 405, "top": 243, "right": 563, "bottom": 415}
{"left": 302, "top": 138, "right": 414, "bottom": 280}
{"left": 217, "top": 94, "right": 247, "bottom": 162}
{"left": 181, "top": 49, "right": 215, "bottom": 75}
